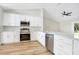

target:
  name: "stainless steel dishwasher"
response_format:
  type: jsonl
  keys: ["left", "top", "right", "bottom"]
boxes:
{"left": 46, "top": 34, "right": 54, "bottom": 54}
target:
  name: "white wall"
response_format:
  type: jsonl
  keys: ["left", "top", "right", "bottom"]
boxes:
{"left": 59, "top": 19, "right": 79, "bottom": 34}
{"left": 0, "top": 7, "right": 3, "bottom": 32}
{"left": 60, "top": 21, "right": 74, "bottom": 34}
{"left": 0, "top": 7, "right": 3, "bottom": 43}
{"left": 43, "top": 17, "right": 60, "bottom": 32}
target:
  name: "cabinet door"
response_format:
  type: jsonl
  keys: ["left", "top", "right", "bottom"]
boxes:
{"left": 38, "top": 32, "right": 45, "bottom": 47}
{"left": 40, "top": 34, "right": 45, "bottom": 47}
{"left": 14, "top": 14, "right": 20, "bottom": 26}
{"left": 1, "top": 32, "right": 7, "bottom": 43}
{"left": 14, "top": 32, "right": 20, "bottom": 42}
{"left": 3, "top": 13, "right": 20, "bottom": 26}
{"left": 20, "top": 15, "right": 30, "bottom": 22}
{"left": 30, "top": 32, "right": 38, "bottom": 41}
{"left": 1, "top": 32, "right": 14, "bottom": 43}
{"left": 3, "top": 13, "right": 13, "bottom": 26}
{"left": 54, "top": 35, "right": 72, "bottom": 55}
{"left": 30, "top": 16, "right": 42, "bottom": 27}
{"left": 7, "top": 32, "right": 14, "bottom": 43}
{"left": 19, "top": 15, "right": 26, "bottom": 21}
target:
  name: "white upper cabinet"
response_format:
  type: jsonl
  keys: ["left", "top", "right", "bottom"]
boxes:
{"left": 30, "top": 16, "right": 43, "bottom": 27}
{"left": 3, "top": 13, "right": 20, "bottom": 26}
{"left": 73, "top": 40, "right": 79, "bottom": 55}
{"left": 14, "top": 14, "right": 20, "bottom": 26}
{"left": 3, "top": 13, "right": 43, "bottom": 27}
{"left": 20, "top": 15, "right": 30, "bottom": 22}
{"left": 19, "top": 15, "right": 26, "bottom": 21}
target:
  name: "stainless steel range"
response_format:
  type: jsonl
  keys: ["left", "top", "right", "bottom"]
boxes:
{"left": 20, "top": 21, "right": 30, "bottom": 41}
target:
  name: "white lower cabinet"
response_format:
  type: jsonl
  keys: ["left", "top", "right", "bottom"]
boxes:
{"left": 1, "top": 32, "right": 20, "bottom": 44}
{"left": 73, "top": 40, "right": 79, "bottom": 55}
{"left": 30, "top": 32, "right": 38, "bottom": 41}
{"left": 14, "top": 32, "right": 20, "bottom": 42}
{"left": 1, "top": 32, "right": 14, "bottom": 43}
{"left": 54, "top": 34, "right": 72, "bottom": 55}
{"left": 31, "top": 32, "right": 45, "bottom": 47}
{"left": 37, "top": 32, "right": 45, "bottom": 47}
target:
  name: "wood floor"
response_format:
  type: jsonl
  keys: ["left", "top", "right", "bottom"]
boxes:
{"left": 0, "top": 41, "right": 52, "bottom": 55}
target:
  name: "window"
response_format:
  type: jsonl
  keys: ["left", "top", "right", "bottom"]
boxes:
{"left": 74, "top": 23, "right": 79, "bottom": 39}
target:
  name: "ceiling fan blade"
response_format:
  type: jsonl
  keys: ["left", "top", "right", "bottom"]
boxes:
{"left": 67, "top": 12, "right": 72, "bottom": 14}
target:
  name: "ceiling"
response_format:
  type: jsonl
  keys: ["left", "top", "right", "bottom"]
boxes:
{"left": 0, "top": 3, "right": 79, "bottom": 22}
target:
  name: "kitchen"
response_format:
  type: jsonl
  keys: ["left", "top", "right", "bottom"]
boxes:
{"left": 0, "top": 3, "right": 79, "bottom": 55}
{"left": 0, "top": 9, "right": 43, "bottom": 43}
{"left": 0, "top": 11, "right": 75, "bottom": 55}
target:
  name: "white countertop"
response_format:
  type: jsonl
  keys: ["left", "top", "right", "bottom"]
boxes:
{"left": 45, "top": 31, "right": 74, "bottom": 39}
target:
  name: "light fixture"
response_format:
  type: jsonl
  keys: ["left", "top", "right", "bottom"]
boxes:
{"left": 61, "top": 11, "right": 72, "bottom": 16}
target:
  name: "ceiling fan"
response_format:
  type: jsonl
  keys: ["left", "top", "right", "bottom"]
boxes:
{"left": 61, "top": 11, "right": 72, "bottom": 16}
